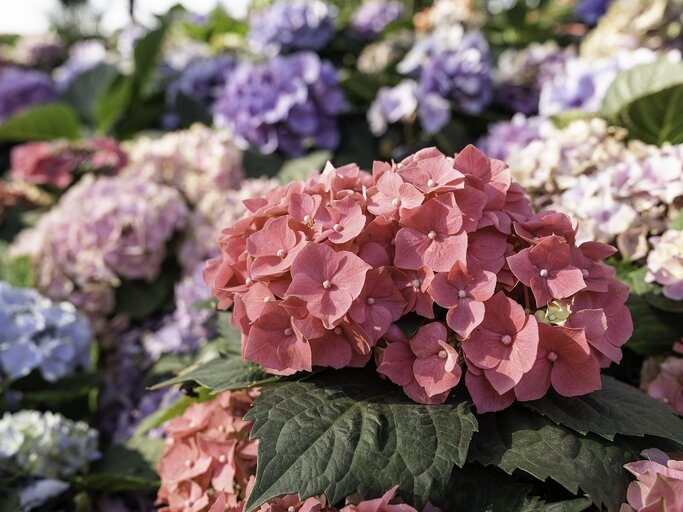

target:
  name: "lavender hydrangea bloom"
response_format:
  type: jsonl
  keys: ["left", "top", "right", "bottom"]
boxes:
{"left": 646, "top": 229, "right": 683, "bottom": 300}
{"left": 350, "top": 0, "right": 403, "bottom": 39}
{"left": 477, "top": 113, "right": 544, "bottom": 162}
{"left": 214, "top": 52, "right": 347, "bottom": 156}
{"left": 9, "top": 175, "right": 188, "bottom": 328}
{"left": 248, "top": 0, "right": 336, "bottom": 55}
{"left": 53, "top": 39, "right": 107, "bottom": 90}
{"left": 0, "top": 67, "right": 57, "bottom": 123}
{"left": 0, "top": 410, "right": 99, "bottom": 478}
{"left": 367, "top": 79, "right": 418, "bottom": 135}
{"left": 0, "top": 283, "right": 92, "bottom": 384}
{"left": 167, "top": 55, "right": 236, "bottom": 110}
{"left": 575, "top": 0, "right": 613, "bottom": 25}
{"left": 398, "top": 25, "right": 492, "bottom": 133}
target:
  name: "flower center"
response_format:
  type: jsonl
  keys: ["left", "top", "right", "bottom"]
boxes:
{"left": 276, "top": 249, "right": 286, "bottom": 258}
{"left": 303, "top": 214, "right": 312, "bottom": 223}
{"left": 547, "top": 351, "right": 558, "bottom": 362}
{"left": 581, "top": 269, "right": 589, "bottom": 277}
{"left": 392, "top": 198, "right": 401, "bottom": 207}
{"left": 288, "top": 507, "right": 296, "bottom": 512}
{"left": 186, "top": 500, "right": 194, "bottom": 508}
{"left": 547, "top": 314, "right": 556, "bottom": 322}
{"left": 539, "top": 268, "right": 549, "bottom": 277}
{"left": 334, "top": 327, "right": 342, "bottom": 335}
{"left": 185, "top": 459, "right": 193, "bottom": 468}
{"left": 263, "top": 296, "right": 271, "bottom": 302}
{"left": 427, "top": 230, "right": 437, "bottom": 240}
{"left": 188, "top": 421, "right": 196, "bottom": 428}
{"left": 438, "top": 349, "right": 448, "bottom": 359}
{"left": 458, "top": 290, "right": 466, "bottom": 299}
{"left": 322, "top": 280, "right": 331, "bottom": 289}
{"left": 501, "top": 335, "right": 512, "bottom": 345}
{"left": 427, "top": 178, "right": 435, "bottom": 187}
{"left": 411, "top": 278, "right": 421, "bottom": 289}
{"left": 333, "top": 223, "right": 342, "bottom": 232}
{"left": 218, "top": 455, "right": 227, "bottom": 463}
{"left": 245, "top": 277, "right": 253, "bottom": 286}
{"left": 367, "top": 297, "right": 375, "bottom": 305}
{"left": 284, "top": 327, "right": 293, "bottom": 336}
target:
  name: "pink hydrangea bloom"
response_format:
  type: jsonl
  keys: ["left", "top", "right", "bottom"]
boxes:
{"left": 642, "top": 354, "right": 683, "bottom": 416}
{"left": 623, "top": 449, "right": 683, "bottom": 512}
{"left": 205, "top": 144, "right": 631, "bottom": 409}
{"left": 646, "top": 229, "right": 683, "bottom": 300}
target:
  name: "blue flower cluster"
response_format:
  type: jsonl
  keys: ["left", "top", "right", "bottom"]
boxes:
{"left": 214, "top": 52, "right": 347, "bottom": 156}
{"left": 397, "top": 26, "right": 493, "bottom": 133}
{"left": 575, "top": 0, "right": 613, "bottom": 25}
{"left": 0, "top": 282, "right": 92, "bottom": 384}
{"left": 0, "top": 67, "right": 57, "bottom": 123}
{"left": 248, "top": 0, "right": 336, "bottom": 55}
{"left": 350, "top": 0, "right": 403, "bottom": 40}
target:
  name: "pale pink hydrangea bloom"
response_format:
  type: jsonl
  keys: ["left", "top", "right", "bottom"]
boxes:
{"left": 646, "top": 229, "right": 683, "bottom": 301}
{"left": 641, "top": 343, "right": 683, "bottom": 416}
{"left": 622, "top": 449, "right": 683, "bottom": 512}
{"left": 204, "top": 144, "right": 631, "bottom": 413}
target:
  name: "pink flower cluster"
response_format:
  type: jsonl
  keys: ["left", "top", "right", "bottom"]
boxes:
{"left": 641, "top": 343, "right": 683, "bottom": 416}
{"left": 205, "top": 145, "right": 631, "bottom": 412}
{"left": 623, "top": 449, "right": 683, "bottom": 512}
{"left": 10, "top": 137, "right": 127, "bottom": 189}
{"left": 157, "top": 390, "right": 259, "bottom": 512}
{"left": 158, "top": 391, "right": 436, "bottom": 512}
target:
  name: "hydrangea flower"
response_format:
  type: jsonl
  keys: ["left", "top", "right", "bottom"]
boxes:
{"left": 623, "top": 449, "right": 683, "bottom": 511}
{"left": 9, "top": 175, "right": 187, "bottom": 327}
{"left": 398, "top": 25, "right": 492, "bottom": 133}
{"left": 0, "top": 67, "right": 57, "bottom": 123}
{"left": 214, "top": 52, "right": 347, "bottom": 156}
{"left": 646, "top": 229, "right": 683, "bottom": 300}
{"left": 205, "top": 145, "right": 630, "bottom": 413}
{"left": 123, "top": 124, "right": 243, "bottom": 205}
{"left": 575, "top": 0, "right": 613, "bottom": 25}
{"left": 477, "top": 114, "right": 544, "bottom": 162}
{"left": 9, "top": 34, "right": 65, "bottom": 68}
{"left": 350, "top": 0, "right": 404, "bottom": 39}
{"left": 0, "top": 410, "right": 99, "bottom": 479}
{"left": 10, "top": 137, "right": 127, "bottom": 189}
{"left": 166, "top": 54, "right": 236, "bottom": 111}
{"left": 248, "top": 0, "right": 336, "bottom": 55}
{"left": 367, "top": 80, "right": 418, "bottom": 136}
{"left": 0, "top": 282, "right": 92, "bottom": 385}
{"left": 53, "top": 39, "right": 108, "bottom": 90}
{"left": 641, "top": 343, "right": 683, "bottom": 416}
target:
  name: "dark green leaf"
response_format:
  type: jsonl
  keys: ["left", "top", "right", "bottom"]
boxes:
{"left": 469, "top": 407, "right": 647, "bottom": 512}
{"left": 151, "top": 355, "right": 280, "bottom": 392}
{"left": 0, "top": 103, "right": 81, "bottom": 141}
{"left": 132, "top": 23, "right": 169, "bottom": 94}
{"left": 244, "top": 368, "right": 478, "bottom": 511}
{"left": 521, "top": 497, "right": 592, "bottom": 512}
{"left": 94, "top": 74, "right": 133, "bottom": 134}
{"left": 133, "top": 395, "right": 195, "bottom": 438}
{"left": 114, "top": 272, "right": 175, "bottom": 319}
{"left": 671, "top": 210, "right": 683, "bottom": 230}
{"left": 602, "top": 60, "right": 683, "bottom": 145}
{"left": 174, "top": 90, "right": 212, "bottom": 127}
{"left": 63, "top": 62, "right": 118, "bottom": 125}
{"left": 4, "top": 255, "right": 35, "bottom": 288}
{"left": 625, "top": 294, "right": 683, "bottom": 355}
{"left": 524, "top": 375, "right": 683, "bottom": 444}
{"left": 643, "top": 292, "right": 683, "bottom": 313}
{"left": 277, "top": 150, "right": 332, "bottom": 184}
{"left": 216, "top": 311, "right": 243, "bottom": 355}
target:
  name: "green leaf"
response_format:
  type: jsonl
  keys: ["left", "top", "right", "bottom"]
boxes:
{"left": 625, "top": 294, "right": 683, "bottom": 355}
{"left": 671, "top": 210, "right": 683, "bottom": 230}
{"left": 62, "top": 62, "right": 118, "bottom": 126}
{"left": 602, "top": 59, "right": 683, "bottom": 145}
{"left": 174, "top": 90, "right": 212, "bottom": 127}
{"left": 469, "top": 407, "right": 648, "bottom": 512}
{"left": 550, "top": 110, "right": 596, "bottom": 129}
{"left": 133, "top": 395, "right": 195, "bottom": 438}
{"left": 94, "top": 74, "right": 133, "bottom": 134}
{"left": 244, "top": 368, "right": 478, "bottom": 511}
{"left": 643, "top": 292, "right": 683, "bottom": 313}
{"left": 4, "top": 255, "right": 35, "bottom": 288}
{"left": 276, "top": 150, "right": 332, "bottom": 184}
{"left": 0, "top": 103, "right": 82, "bottom": 141}
{"left": 524, "top": 375, "right": 683, "bottom": 444}
{"left": 114, "top": 272, "right": 176, "bottom": 319}
{"left": 521, "top": 497, "right": 592, "bottom": 512}
{"left": 151, "top": 355, "right": 280, "bottom": 392}
{"left": 132, "top": 23, "right": 169, "bottom": 94}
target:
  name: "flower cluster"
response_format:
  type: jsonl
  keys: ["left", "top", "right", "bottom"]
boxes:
{"left": 156, "top": 390, "right": 259, "bottom": 511}
{"left": 623, "top": 449, "right": 683, "bottom": 512}
{"left": 395, "top": 25, "right": 492, "bottom": 133}
{"left": 484, "top": 117, "right": 683, "bottom": 257}
{"left": 123, "top": 124, "right": 243, "bottom": 205}
{"left": 7, "top": 34, "right": 65, "bottom": 68}
{"left": 477, "top": 113, "right": 543, "bottom": 162}
{"left": 0, "top": 282, "right": 92, "bottom": 385}
{"left": 641, "top": 343, "right": 683, "bottom": 416}
{"left": 0, "top": 67, "right": 57, "bottom": 123}
{"left": 10, "top": 175, "right": 188, "bottom": 326}
{"left": 214, "top": 52, "right": 347, "bottom": 156}
{"left": 205, "top": 146, "right": 630, "bottom": 412}
{"left": 10, "top": 137, "right": 127, "bottom": 189}
{"left": 493, "top": 41, "right": 572, "bottom": 115}
{"left": 350, "top": 0, "right": 404, "bottom": 40}
{"left": 166, "top": 54, "right": 236, "bottom": 112}
{"left": 646, "top": 229, "right": 683, "bottom": 300}
{"left": 0, "top": 410, "right": 99, "bottom": 479}
{"left": 575, "top": 0, "right": 613, "bottom": 25}
{"left": 248, "top": 0, "right": 336, "bottom": 55}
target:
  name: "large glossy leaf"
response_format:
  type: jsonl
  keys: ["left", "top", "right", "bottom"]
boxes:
{"left": 625, "top": 294, "right": 683, "bottom": 355}
{"left": 521, "top": 497, "right": 592, "bottom": 512}
{"left": 469, "top": 408, "right": 647, "bottom": 512}
{"left": 276, "top": 150, "right": 332, "bottom": 184}
{"left": 0, "top": 103, "right": 81, "bottom": 141}
{"left": 524, "top": 375, "right": 683, "bottom": 444}
{"left": 602, "top": 59, "right": 683, "bottom": 145}
{"left": 151, "top": 355, "right": 280, "bottom": 393}
{"left": 244, "top": 369, "right": 478, "bottom": 511}
{"left": 63, "top": 62, "right": 118, "bottom": 126}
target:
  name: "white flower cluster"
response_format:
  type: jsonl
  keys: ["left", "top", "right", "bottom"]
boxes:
{"left": 647, "top": 229, "right": 683, "bottom": 300}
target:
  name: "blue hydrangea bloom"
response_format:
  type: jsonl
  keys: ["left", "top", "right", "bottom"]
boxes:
{"left": 398, "top": 26, "right": 493, "bottom": 133}
{"left": 350, "top": 0, "right": 404, "bottom": 39}
{"left": 575, "top": 0, "right": 612, "bottom": 25}
{"left": 214, "top": 52, "right": 347, "bottom": 156}
{"left": 0, "top": 282, "right": 92, "bottom": 384}
{"left": 167, "top": 54, "right": 236, "bottom": 109}
{"left": 248, "top": 0, "right": 336, "bottom": 55}
{"left": 0, "top": 67, "right": 57, "bottom": 123}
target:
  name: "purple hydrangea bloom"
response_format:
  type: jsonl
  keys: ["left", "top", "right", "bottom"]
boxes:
{"left": 0, "top": 67, "right": 57, "bottom": 123}
{"left": 350, "top": 0, "right": 404, "bottom": 39}
{"left": 167, "top": 54, "right": 236, "bottom": 110}
{"left": 575, "top": 0, "right": 613, "bottom": 25}
{"left": 0, "top": 282, "right": 92, "bottom": 385}
{"left": 248, "top": 0, "right": 336, "bottom": 55}
{"left": 367, "top": 79, "right": 418, "bottom": 135}
{"left": 214, "top": 52, "right": 347, "bottom": 156}
{"left": 143, "top": 264, "right": 216, "bottom": 359}
{"left": 477, "top": 113, "right": 544, "bottom": 162}
{"left": 398, "top": 26, "right": 492, "bottom": 133}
